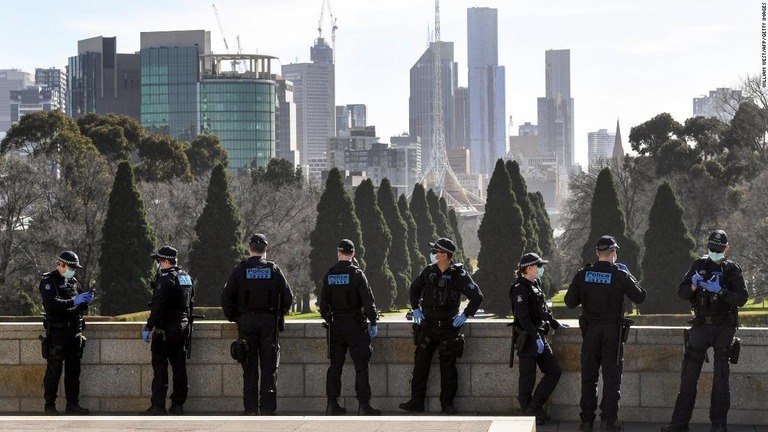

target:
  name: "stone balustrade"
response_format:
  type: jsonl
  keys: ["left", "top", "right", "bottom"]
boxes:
{"left": 1, "top": 321, "right": 766, "bottom": 424}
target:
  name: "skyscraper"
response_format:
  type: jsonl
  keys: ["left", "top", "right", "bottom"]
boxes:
{"left": 276, "top": 78, "right": 299, "bottom": 165}
{"left": 336, "top": 103, "right": 367, "bottom": 135}
{"left": 282, "top": 37, "right": 335, "bottom": 180}
{"left": 35, "top": 68, "right": 67, "bottom": 116}
{"left": 67, "top": 36, "right": 140, "bottom": 120}
{"left": 693, "top": 88, "right": 743, "bottom": 123}
{"left": 537, "top": 49, "right": 574, "bottom": 172}
{"left": 0, "top": 69, "right": 34, "bottom": 132}
{"left": 140, "top": 30, "right": 210, "bottom": 140}
{"left": 587, "top": 128, "right": 615, "bottom": 169}
{"left": 409, "top": 41, "right": 458, "bottom": 169}
{"left": 467, "top": 7, "right": 506, "bottom": 175}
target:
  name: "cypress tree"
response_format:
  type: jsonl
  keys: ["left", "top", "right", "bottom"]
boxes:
{"left": 99, "top": 161, "right": 157, "bottom": 315}
{"left": 377, "top": 179, "right": 411, "bottom": 309}
{"left": 399, "top": 193, "right": 425, "bottom": 284}
{"left": 309, "top": 168, "right": 365, "bottom": 298}
{"left": 189, "top": 163, "right": 246, "bottom": 306}
{"left": 581, "top": 167, "right": 641, "bottom": 279}
{"left": 442, "top": 197, "right": 466, "bottom": 262}
{"left": 355, "top": 179, "right": 397, "bottom": 310}
{"left": 426, "top": 190, "right": 464, "bottom": 264}
{"left": 529, "top": 192, "right": 555, "bottom": 258}
{"left": 409, "top": 183, "right": 438, "bottom": 263}
{"left": 640, "top": 182, "right": 696, "bottom": 313}
{"left": 474, "top": 159, "right": 525, "bottom": 317}
{"left": 506, "top": 160, "right": 539, "bottom": 253}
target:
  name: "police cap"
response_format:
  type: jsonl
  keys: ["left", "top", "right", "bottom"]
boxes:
{"left": 58, "top": 251, "right": 83, "bottom": 269}
{"left": 596, "top": 235, "right": 620, "bottom": 251}
{"left": 249, "top": 233, "right": 269, "bottom": 247}
{"left": 151, "top": 245, "right": 178, "bottom": 260}
{"left": 429, "top": 237, "right": 457, "bottom": 254}
{"left": 337, "top": 239, "right": 355, "bottom": 253}
{"left": 707, "top": 230, "right": 728, "bottom": 253}
{"left": 519, "top": 252, "right": 549, "bottom": 268}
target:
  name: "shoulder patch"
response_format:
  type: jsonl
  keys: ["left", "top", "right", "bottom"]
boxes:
{"left": 44, "top": 284, "right": 51, "bottom": 291}
{"left": 516, "top": 294, "right": 524, "bottom": 303}
{"left": 177, "top": 274, "right": 193, "bottom": 285}
{"left": 328, "top": 274, "right": 350, "bottom": 285}
{"left": 585, "top": 271, "right": 613, "bottom": 284}
{"left": 246, "top": 268, "right": 272, "bottom": 280}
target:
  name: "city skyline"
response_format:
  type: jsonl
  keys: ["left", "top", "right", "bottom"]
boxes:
{"left": 0, "top": 0, "right": 757, "bottom": 168}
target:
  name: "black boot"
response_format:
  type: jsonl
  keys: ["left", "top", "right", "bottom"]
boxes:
{"left": 65, "top": 403, "right": 90, "bottom": 415}
{"left": 358, "top": 402, "right": 381, "bottom": 416}
{"left": 600, "top": 419, "right": 623, "bottom": 431}
{"left": 44, "top": 404, "right": 59, "bottom": 415}
{"left": 398, "top": 399, "right": 425, "bottom": 413}
{"left": 325, "top": 399, "right": 347, "bottom": 415}
{"left": 142, "top": 405, "right": 167, "bottom": 415}
{"left": 169, "top": 404, "right": 184, "bottom": 415}
{"left": 710, "top": 424, "right": 727, "bottom": 432}
{"left": 523, "top": 406, "right": 550, "bottom": 425}
{"left": 579, "top": 420, "right": 594, "bottom": 431}
{"left": 441, "top": 402, "right": 457, "bottom": 415}
{"left": 660, "top": 423, "right": 690, "bottom": 432}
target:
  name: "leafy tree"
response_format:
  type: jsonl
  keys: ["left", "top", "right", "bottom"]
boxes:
{"left": 135, "top": 134, "right": 192, "bottom": 182}
{"left": 474, "top": 159, "right": 524, "bottom": 317}
{"left": 377, "top": 179, "right": 411, "bottom": 308}
{"left": 655, "top": 138, "right": 700, "bottom": 177}
{"left": 399, "top": 193, "right": 425, "bottom": 283}
{"left": 186, "top": 134, "right": 229, "bottom": 176}
{"left": 506, "top": 160, "right": 539, "bottom": 253}
{"left": 580, "top": 168, "right": 641, "bottom": 279}
{"left": 409, "top": 183, "right": 437, "bottom": 263}
{"left": 442, "top": 197, "right": 465, "bottom": 261}
{"left": 309, "top": 168, "right": 365, "bottom": 298}
{"left": 529, "top": 192, "right": 555, "bottom": 259}
{"left": 188, "top": 164, "right": 246, "bottom": 306}
{"left": 640, "top": 182, "right": 696, "bottom": 314}
{"left": 254, "top": 158, "right": 303, "bottom": 188}
{"left": 682, "top": 115, "right": 727, "bottom": 160}
{"left": 426, "top": 189, "right": 464, "bottom": 266}
{"left": 355, "top": 179, "right": 397, "bottom": 310}
{"left": 0, "top": 110, "right": 79, "bottom": 155}
{"left": 77, "top": 113, "right": 145, "bottom": 150}
{"left": 99, "top": 161, "right": 157, "bottom": 315}
{"left": 629, "top": 113, "right": 683, "bottom": 157}
{"left": 85, "top": 125, "right": 129, "bottom": 161}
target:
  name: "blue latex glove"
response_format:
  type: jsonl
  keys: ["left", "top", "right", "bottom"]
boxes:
{"left": 700, "top": 275, "right": 722, "bottom": 293}
{"left": 536, "top": 337, "right": 545, "bottom": 354}
{"left": 142, "top": 330, "right": 151, "bottom": 344}
{"left": 615, "top": 263, "right": 629, "bottom": 273}
{"left": 559, "top": 323, "right": 570, "bottom": 329}
{"left": 452, "top": 314, "right": 468, "bottom": 328}
{"left": 691, "top": 272, "right": 703, "bottom": 288}
{"left": 369, "top": 325, "right": 378, "bottom": 339}
{"left": 412, "top": 309, "right": 425, "bottom": 324}
{"left": 73, "top": 292, "right": 91, "bottom": 306}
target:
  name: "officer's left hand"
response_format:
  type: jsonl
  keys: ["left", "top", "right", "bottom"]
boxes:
{"left": 452, "top": 314, "right": 468, "bottom": 328}
{"left": 559, "top": 323, "right": 570, "bottom": 329}
{"left": 141, "top": 329, "right": 151, "bottom": 344}
{"left": 369, "top": 325, "right": 378, "bottom": 339}
{"left": 536, "top": 337, "right": 545, "bottom": 354}
{"left": 700, "top": 275, "right": 723, "bottom": 293}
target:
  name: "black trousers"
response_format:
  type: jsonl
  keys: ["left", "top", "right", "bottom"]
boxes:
{"left": 670, "top": 323, "right": 736, "bottom": 426}
{"left": 239, "top": 313, "right": 280, "bottom": 413}
{"left": 43, "top": 331, "right": 82, "bottom": 406}
{"left": 150, "top": 324, "right": 188, "bottom": 408}
{"left": 580, "top": 320, "right": 622, "bottom": 422}
{"left": 326, "top": 316, "right": 373, "bottom": 403}
{"left": 518, "top": 336, "right": 562, "bottom": 411}
{"left": 410, "top": 320, "right": 460, "bottom": 404}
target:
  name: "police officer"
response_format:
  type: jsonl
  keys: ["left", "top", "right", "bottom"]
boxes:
{"left": 565, "top": 235, "right": 646, "bottom": 432}
{"left": 221, "top": 234, "right": 293, "bottom": 415}
{"left": 661, "top": 230, "right": 748, "bottom": 432}
{"left": 40, "top": 251, "right": 94, "bottom": 415}
{"left": 511, "top": 252, "right": 565, "bottom": 425}
{"left": 142, "top": 245, "right": 194, "bottom": 415}
{"left": 319, "top": 239, "right": 381, "bottom": 416}
{"left": 399, "top": 238, "right": 483, "bottom": 415}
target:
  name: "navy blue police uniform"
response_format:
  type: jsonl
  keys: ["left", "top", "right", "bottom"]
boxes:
{"left": 565, "top": 236, "right": 646, "bottom": 431}
{"left": 510, "top": 254, "right": 563, "bottom": 419}
{"left": 221, "top": 236, "right": 293, "bottom": 415}
{"left": 145, "top": 246, "right": 195, "bottom": 414}
{"left": 318, "top": 242, "right": 379, "bottom": 414}
{"left": 663, "top": 230, "right": 748, "bottom": 432}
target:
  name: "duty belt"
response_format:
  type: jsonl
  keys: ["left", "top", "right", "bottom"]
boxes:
{"left": 423, "top": 318, "right": 454, "bottom": 328}
{"left": 48, "top": 321, "right": 80, "bottom": 329}
{"left": 696, "top": 315, "right": 728, "bottom": 326}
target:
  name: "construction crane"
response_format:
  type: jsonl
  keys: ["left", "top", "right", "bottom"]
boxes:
{"left": 317, "top": 0, "right": 338, "bottom": 62}
{"left": 212, "top": 3, "right": 239, "bottom": 72}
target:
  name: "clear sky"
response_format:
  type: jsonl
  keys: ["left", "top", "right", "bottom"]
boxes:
{"left": 1, "top": 0, "right": 758, "bottom": 167}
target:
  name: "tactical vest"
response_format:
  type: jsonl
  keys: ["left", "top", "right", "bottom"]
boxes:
{"left": 42, "top": 272, "right": 82, "bottom": 324}
{"left": 236, "top": 260, "right": 279, "bottom": 311}
{"left": 512, "top": 279, "right": 549, "bottom": 329}
{"left": 326, "top": 265, "right": 363, "bottom": 312}
{"left": 580, "top": 263, "right": 623, "bottom": 319}
{"left": 691, "top": 258, "right": 736, "bottom": 322}
{"left": 421, "top": 265, "right": 462, "bottom": 314}
{"left": 160, "top": 268, "right": 193, "bottom": 324}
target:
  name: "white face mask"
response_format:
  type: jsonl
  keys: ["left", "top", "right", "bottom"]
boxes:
{"left": 63, "top": 268, "right": 75, "bottom": 279}
{"left": 536, "top": 266, "right": 545, "bottom": 278}
{"left": 708, "top": 251, "right": 725, "bottom": 262}
{"left": 429, "top": 253, "right": 438, "bottom": 264}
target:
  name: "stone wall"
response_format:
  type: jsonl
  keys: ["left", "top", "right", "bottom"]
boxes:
{"left": 1, "top": 321, "right": 767, "bottom": 424}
